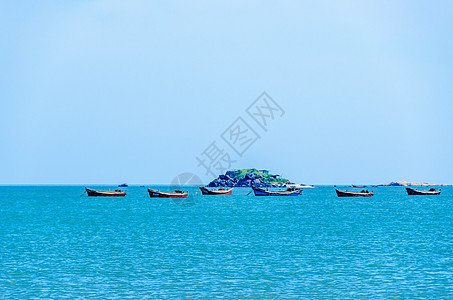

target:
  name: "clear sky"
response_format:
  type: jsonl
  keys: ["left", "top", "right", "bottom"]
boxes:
{"left": 1, "top": 0, "right": 452, "bottom": 185}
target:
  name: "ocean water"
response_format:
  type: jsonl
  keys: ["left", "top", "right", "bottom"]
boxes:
{"left": 1, "top": 185, "right": 453, "bottom": 298}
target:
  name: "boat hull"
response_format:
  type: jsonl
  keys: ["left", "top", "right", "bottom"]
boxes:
{"left": 252, "top": 187, "right": 302, "bottom": 196}
{"left": 86, "top": 188, "right": 126, "bottom": 197}
{"left": 200, "top": 187, "right": 233, "bottom": 195}
{"left": 406, "top": 188, "right": 441, "bottom": 195}
{"left": 148, "top": 188, "right": 188, "bottom": 198}
{"left": 336, "top": 189, "right": 373, "bottom": 197}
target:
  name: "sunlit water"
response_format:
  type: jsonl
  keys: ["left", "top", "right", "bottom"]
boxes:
{"left": 1, "top": 185, "right": 453, "bottom": 298}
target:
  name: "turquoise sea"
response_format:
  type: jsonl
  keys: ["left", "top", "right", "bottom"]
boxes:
{"left": 1, "top": 185, "right": 453, "bottom": 298}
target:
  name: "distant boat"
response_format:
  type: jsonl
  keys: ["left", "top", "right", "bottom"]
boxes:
{"left": 336, "top": 189, "right": 373, "bottom": 197}
{"left": 252, "top": 186, "right": 302, "bottom": 196}
{"left": 406, "top": 187, "right": 441, "bottom": 195}
{"left": 148, "top": 188, "right": 188, "bottom": 198}
{"left": 200, "top": 187, "right": 233, "bottom": 195}
{"left": 85, "top": 187, "right": 127, "bottom": 197}
{"left": 352, "top": 185, "right": 367, "bottom": 188}
{"left": 118, "top": 183, "right": 128, "bottom": 187}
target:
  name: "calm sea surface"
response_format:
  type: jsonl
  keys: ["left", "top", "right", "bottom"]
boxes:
{"left": 1, "top": 185, "right": 453, "bottom": 298}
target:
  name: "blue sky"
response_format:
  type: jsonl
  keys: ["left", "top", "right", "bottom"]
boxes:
{"left": 1, "top": 0, "right": 452, "bottom": 185}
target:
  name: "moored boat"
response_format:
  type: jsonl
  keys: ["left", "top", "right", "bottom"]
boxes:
{"left": 199, "top": 187, "right": 233, "bottom": 195}
{"left": 85, "top": 187, "right": 127, "bottom": 197}
{"left": 252, "top": 186, "right": 302, "bottom": 196}
{"left": 118, "top": 183, "right": 128, "bottom": 187}
{"left": 148, "top": 188, "right": 188, "bottom": 198}
{"left": 352, "top": 185, "right": 367, "bottom": 188}
{"left": 336, "top": 189, "right": 373, "bottom": 197}
{"left": 406, "top": 187, "right": 441, "bottom": 195}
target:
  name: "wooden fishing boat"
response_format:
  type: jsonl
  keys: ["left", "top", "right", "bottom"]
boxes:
{"left": 85, "top": 187, "right": 127, "bottom": 197}
{"left": 148, "top": 188, "right": 188, "bottom": 198}
{"left": 336, "top": 189, "right": 373, "bottom": 197}
{"left": 199, "top": 187, "right": 233, "bottom": 195}
{"left": 252, "top": 186, "right": 302, "bottom": 196}
{"left": 406, "top": 187, "right": 441, "bottom": 195}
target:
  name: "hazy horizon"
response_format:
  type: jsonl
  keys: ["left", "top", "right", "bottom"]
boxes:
{"left": 0, "top": 177, "right": 450, "bottom": 187}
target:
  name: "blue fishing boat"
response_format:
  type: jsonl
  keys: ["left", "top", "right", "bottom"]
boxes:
{"left": 252, "top": 186, "right": 302, "bottom": 196}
